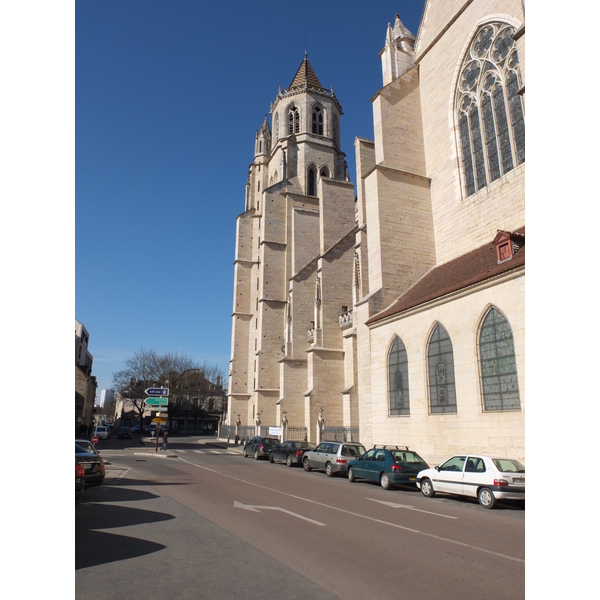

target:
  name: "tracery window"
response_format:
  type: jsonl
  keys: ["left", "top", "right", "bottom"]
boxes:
{"left": 288, "top": 106, "right": 300, "bottom": 134}
{"left": 456, "top": 23, "right": 525, "bottom": 197}
{"left": 427, "top": 324, "right": 457, "bottom": 414}
{"left": 479, "top": 307, "right": 521, "bottom": 411}
{"left": 312, "top": 106, "right": 324, "bottom": 135}
{"left": 389, "top": 336, "right": 410, "bottom": 416}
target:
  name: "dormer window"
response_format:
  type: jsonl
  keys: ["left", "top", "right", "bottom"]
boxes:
{"left": 493, "top": 230, "right": 524, "bottom": 264}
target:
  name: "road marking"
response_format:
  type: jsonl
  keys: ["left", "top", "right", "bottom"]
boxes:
{"left": 234, "top": 501, "right": 326, "bottom": 526}
{"left": 366, "top": 498, "right": 458, "bottom": 520}
{"left": 173, "top": 455, "right": 523, "bottom": 564}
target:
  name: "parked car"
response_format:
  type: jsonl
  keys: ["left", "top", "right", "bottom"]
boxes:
{"left": 302, "top": 441, "right": 366, "bottom": 477}
{"left": 94, "top": 426, "right": 110, "bottom": 439}
{"left": 416, "top": 454, "right": 525, "bottom": 508}
{"left": 117, "top": 427, "right": 132, "bottom": 439}
{"left": 75, "top": 438, "right": 99, "bottom": 455}
{"left": 269, "top": 440, "right": 316, "bottom": 467}
{"left": 347, "top": 446, "right": 430, "bottom": 490}
{"left": 75, "top": 459, "right": 85, "bottom": 503}
{"left": 243, "top": 436, "right": 281, "bottom": 460}
{"left": 75, "top": 443, "right": 106, "bottom": 486}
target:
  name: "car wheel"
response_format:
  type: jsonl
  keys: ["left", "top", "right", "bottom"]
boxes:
{"left": 269, "top": 453, "right": 274, "bottom": 463}
{"left": 325, "top": 462, "right": 333, "bottom": 477}
{"left": 303, "top": 458, "right": 311, "bottom": 471}
{"left": 420, "top": 478, "right": 435, "bottom": 498}
{"left": 243, "top": 449, "right": 248, "bottom": 458}
{"left": 254, "top": 450, "right": 260, "bottom": 460}
{"left": 286, "top": 455, "right": 293, "bottom": 467}
{"left": 380, "top": 473, "right": 392, "bottom": 490}
{"left": 478, "top": 487, "right": 496, "bottom": 509}
{"left": 348, "top": 467, "right": 356, "bottom": 482}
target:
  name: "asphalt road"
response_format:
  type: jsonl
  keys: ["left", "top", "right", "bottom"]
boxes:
{"left": 76, "top": 436, "right": 525, "bottom": 600}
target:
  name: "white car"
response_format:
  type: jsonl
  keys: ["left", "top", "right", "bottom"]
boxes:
{"left": 94, "top": 426, "right": 110, "bottom": 439}
{"left": 416, "top": 454, "right": 525, "bottom": 509}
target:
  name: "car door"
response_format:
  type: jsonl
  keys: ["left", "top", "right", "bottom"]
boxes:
{"left": 354, "top": 449, "right": 376, "bottom": 478}
{"left": 461, "top": 456, "right": 488, "bottom": 498}
{"left": 277, "top": 441, "right": 292, "bottom": 462}
{"left": 367, "top": 449, "right": 386, "bottom": 481}
{"left": 310, "top": 443, "right": 328, "bottom": 469}
{"left": 435, "top": 455, "right": 466, "bottom": 494}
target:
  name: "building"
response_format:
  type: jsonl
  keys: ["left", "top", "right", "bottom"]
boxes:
{"left": 228, "top": 0, "right": 525, "bottom": 463}
{"left": 99, "top": 388, "right": 116, "bottom": 409}
{"left": 75, "top": 319, "right": 96, "bottom": 433}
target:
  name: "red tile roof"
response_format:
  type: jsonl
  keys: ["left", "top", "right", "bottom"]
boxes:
{"left": 367, "top": 227, "right": 525, "bottom": 325}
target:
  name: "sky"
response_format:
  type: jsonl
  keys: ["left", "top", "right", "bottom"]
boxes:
{"left": 74, "top": 0, "right": 427, "bottom": 399}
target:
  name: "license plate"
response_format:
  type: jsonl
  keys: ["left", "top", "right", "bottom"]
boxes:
{"left": 513, "top": 477, "right": 524, "bottom": 483}
{"left": 409, "top": 476, "right": 416, "bottom": 481}
{"left": 81, "top": 463, "right": 92, "bottom": 472}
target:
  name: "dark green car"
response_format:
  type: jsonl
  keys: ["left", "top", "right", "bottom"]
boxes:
{"left": 347, "top": 446, "right": 429, "bottom": 490}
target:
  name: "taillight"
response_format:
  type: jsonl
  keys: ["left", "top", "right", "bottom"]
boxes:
{"left": 259, "top": 444, "right": 264, "bottom": 452}
{"left": 336, "top": 457, "right": 347, "bottom": 464}
{"left": 296, "top": 450, "right": 303, "bottom": 456}
{"left": 99, "top": 464, "right": 105, "bottom": 472}
{"left": 494, "top": 479, "right": 508, "bottom": 487}
{"left": 391, "top": 464, "right": 402, "bottom": 472}
{"left": 75, "top": 464, "right": 85, "bottom": 477}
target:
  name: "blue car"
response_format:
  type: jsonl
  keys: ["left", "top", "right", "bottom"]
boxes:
{"left": 347, "top": 446, "right": 429, "bottom": 490}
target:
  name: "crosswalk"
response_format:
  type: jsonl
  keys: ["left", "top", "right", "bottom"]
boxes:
{"left": 168, "top": 449, "right": 241, "bottom": 455}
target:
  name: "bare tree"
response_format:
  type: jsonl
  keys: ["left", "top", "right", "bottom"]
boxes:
{"left": 113, "top": 350, "right": 226, "bottom": 432}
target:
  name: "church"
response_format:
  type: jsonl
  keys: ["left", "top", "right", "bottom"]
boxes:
{"left": 227, "top": 0, "right": 525, "bottom": 464}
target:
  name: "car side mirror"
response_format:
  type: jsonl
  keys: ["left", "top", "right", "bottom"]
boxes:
{"left": 435, "top": 465, "right": 440, "bottom": 471}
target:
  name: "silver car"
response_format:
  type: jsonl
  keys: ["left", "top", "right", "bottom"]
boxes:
{"left": 302, "top": 441, "right": 366, "bottom": 477}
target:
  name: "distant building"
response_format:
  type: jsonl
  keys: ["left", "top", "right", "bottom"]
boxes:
{"left": 75, "top": 319, "right": 96, "bottom": 433}
{"left": 228, "top": 1, "right": 525, "bottom": 463}
{"left": 99, "top": 388, "right": 116, "bottom": 408}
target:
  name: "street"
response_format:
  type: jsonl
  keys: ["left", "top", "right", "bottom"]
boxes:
{"left": 76, "top": 436, "right": 525, "bottom": 600}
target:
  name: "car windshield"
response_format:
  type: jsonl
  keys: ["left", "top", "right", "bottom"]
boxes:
{"left": 492, "top": 458, "right": 525, "bottom": 473}
{"left": 264, "top": 439, "right": 279, "bottom": 446}
{"left": 391, "top": 450, "right": 427, "bottom": 463}
{"left": 295, "top": 441, "right": 315, "bottom": 449}
{"left": 75, "top": 443, "right": 92, "bottom": 454}
{"left": 342, "top": 445, "right": 366, "bottom": 457}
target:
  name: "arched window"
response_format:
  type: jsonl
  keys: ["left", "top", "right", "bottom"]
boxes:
{"left": 427, "top": 324, "right": 457, "bottom": 414}
{"left": 274, "top": 113, "right": 279, "bottom": 143}
{"left": 320, "top": 166, "right": 329, "bottom": 178}
{"left": 312, "top": 106, "right": 324, "bottom": 135}
{"left": 479, "top": 307, "right": 521, "bottom": 411}
{"left": 389, "top": 336, "right": 410, "bottom": 415}
{"left": 307, "top": 167, "right": 316, "bottom": 195}
{"left": 288, "top": 106, "right": 300, "bottom": 134}
{"left": 456, "top": 23, "right": 525, "bottom": 197}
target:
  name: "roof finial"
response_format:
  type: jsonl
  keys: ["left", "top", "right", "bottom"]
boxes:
{"left": 305, "top": 33, "right": 308, "bottom": 59}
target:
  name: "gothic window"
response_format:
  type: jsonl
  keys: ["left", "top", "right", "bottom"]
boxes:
{"left": 479, "top": 307, "right": 521, "bottom": 411}
{"left": 312, "top": 106, "right": 324, "bottom": 135}
{"left": 308, "top": 166, "right": 316, "bottom": 195}
{"left": 456, "top": 23, "right": 525, "bottom": 197}
{"left": 288, "top": 106, "right": 300, "bottom": 134}
{"left": 389, "top": 336, "right": 410, "bottom": 416}
{"left": 320, "top": 167, "right": 329, "bottom": 178}
{"left": 427, "top": 324, "right": 457, "bottom": 414}
{"left": 274, "top": 113, "right": 279, "bottom": 142}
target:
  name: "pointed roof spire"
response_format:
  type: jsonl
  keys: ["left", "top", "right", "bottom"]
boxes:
{"left": 392, "top": 13, "right": 415, "bottom": 41}
{"left": 288, "top": 54, "right": 325, "bottom": 91}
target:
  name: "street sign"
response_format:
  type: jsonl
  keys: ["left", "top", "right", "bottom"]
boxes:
{"left": 91, "top": 436, "right": 98, "bottom": 444}
{"left": 146, "top": 397, "right": 168, "bottom": 406}
{"left": 152, "top": 417, "right": 168, "bottom": 423}
{"left": 152, "top": 406, "right": 168, "bottom": 411}
{"left": 145, "top": 387, "right": 169, "bottom": 396}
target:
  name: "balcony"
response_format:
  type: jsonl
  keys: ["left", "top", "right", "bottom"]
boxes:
{"left": 339, "top": 309, "right": 353, "bottom": 329}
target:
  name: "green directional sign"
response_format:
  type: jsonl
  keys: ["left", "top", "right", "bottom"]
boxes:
{"left": 146, "top": 397, "right": 168, "bottom": 406}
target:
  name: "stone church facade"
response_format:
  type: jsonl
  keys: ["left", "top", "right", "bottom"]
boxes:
{"left": 228, "top": 0, "right": 525, "bottom": 464}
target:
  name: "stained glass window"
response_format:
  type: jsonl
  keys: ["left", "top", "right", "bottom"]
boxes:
{"left": 428, "top": 324, "right": 457, "bottom": 414}
{"left": 389, "top": 336, "right": 410, "bottom": 416}
{"left": 456, "top": 23, "right": 524, "bottom": 198}
{"left": 479, "top": 307, "right": 521, "bottom": 411}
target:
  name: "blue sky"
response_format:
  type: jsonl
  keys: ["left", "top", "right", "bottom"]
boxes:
{"left": 75, "top": 0, "right": 426, "bottom": 399}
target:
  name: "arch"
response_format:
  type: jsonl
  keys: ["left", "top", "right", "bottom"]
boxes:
{"left": 288, "top": 104, "right": 300, "bottom": 135}
{"left": 320, "top": 166, "right": 330, "bottom": 178}
{"left": 388, "top": 335, "right": 410, "bottom": 416}
{"left": 312, "top": 104, "right": 324, "bottom": 135}
{"left": 478, "top": 306, "right": 521, "bottom": 411}
{"left": 427, "top": 323, "right": 457, "bottom": 414}
{"left": 454, "top": 21, "right": 525, "bottom": 198}
{"left": 307, "top": 164, "right": 317, "bottom": 196}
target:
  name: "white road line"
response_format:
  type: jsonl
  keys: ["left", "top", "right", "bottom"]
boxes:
{"left": 366, "top": 498, "right": 458, "bottom": 520}
{"left": 234, "top": 501, "right": 326, "bottom": 526}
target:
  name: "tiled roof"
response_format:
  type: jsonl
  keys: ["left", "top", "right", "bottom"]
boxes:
{"left": 367, "top": 227, "right": 525, "bottom": 325}
{"left": 289, "top": 56, "right": 325, "bottom": 91}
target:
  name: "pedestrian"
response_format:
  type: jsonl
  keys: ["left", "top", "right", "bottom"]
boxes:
{"left": 161, "top": 428, "right": 168, "bottom": 451}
